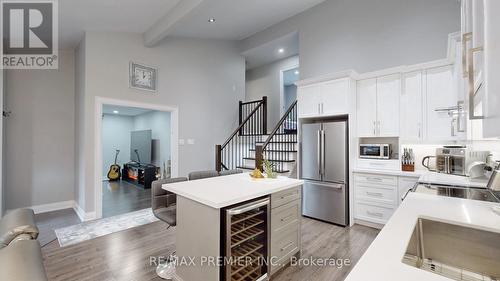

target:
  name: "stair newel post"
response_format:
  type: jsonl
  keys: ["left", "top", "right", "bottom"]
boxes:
{"left": 262, "top": 96, "right": 267, "bottom": 135}
{"left": 238, "top": 100, "right": 243, "bottom": 136}
{"left": 255, "top": 144, "right": 264, "bottom": 171}
{"left": 215, "top": 144, "right": 222, "bottom": 172}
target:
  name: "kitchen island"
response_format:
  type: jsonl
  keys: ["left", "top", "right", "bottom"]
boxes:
{"left": 345, "top": 192, "right": 500, "bottom": 281}
{"left": 163, "top": 173, "right": 304, "bottom": 281}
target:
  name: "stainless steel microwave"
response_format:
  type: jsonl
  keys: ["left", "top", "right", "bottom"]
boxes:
{"left": 359, "top": 144, "right": 391, "bottom": 159}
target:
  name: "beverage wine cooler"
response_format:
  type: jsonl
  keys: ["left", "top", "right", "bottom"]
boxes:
{"left": 222, "top": 197, "right": 270, "bottom": 281}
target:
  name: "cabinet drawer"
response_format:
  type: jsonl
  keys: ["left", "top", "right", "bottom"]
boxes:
{"left": 271, "top": 200, "right": 300, "bottom": 233}
{"left": 355, "top": 183, "right": 397, "bottom": 205}
{"left": 272, "top": 187, "right": 300, "bottom": 208}
{"left": 357, "top": 159, "right": 400, "bottom": 171}
{"left": 271, "top": 223, "right": 299, "bottom": 260}
{"left": 355, "top": 201, "right": 395, "bottom": 224}
{"left": 354, "top": 173, "right": 397, "bottom": 186}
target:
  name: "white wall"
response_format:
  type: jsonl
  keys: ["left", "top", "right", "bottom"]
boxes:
{"left": 4, "top": 50, "right": 75, "bottom": 210}
{"left": 284, "top": 84, "right": 297, "bottom": 110}
{"left": 241, "top": 0, "right": 460, "bottom": 80}
{"left": 75, "top": 38, "right": 86, "bottom": 212}
{"left": 246, "top": 55, "right": 299, "bottom": 129}
{"left": 133, "top": 110, "right": 171, "bottom": 167}
{"left": 76, "top": 32, "right": 245, "bottom": 213}
{"left": 101, "top": 114, "right": 133, "bottom": 178}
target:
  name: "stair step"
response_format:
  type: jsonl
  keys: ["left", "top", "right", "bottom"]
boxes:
{"left": 236, "top": 166, "right": 290, "bottom": 174}
{"left": 243, "top": 157, "right": 295, "bottom": 163}
{"left": 249, "top": 149, "right": 297, "bottom": 153}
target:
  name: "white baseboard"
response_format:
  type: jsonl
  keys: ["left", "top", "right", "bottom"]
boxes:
{"left": 6, "top": 200, "right": 75, "bottom": 215}
{"left": 73, "top": 202, "right": 97, "bottom": 222}
{"left": 6, "top": 200, "right": 97, "bottom": 222}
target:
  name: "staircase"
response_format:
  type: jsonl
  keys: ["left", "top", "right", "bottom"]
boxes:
{"left": 215, "top": 98, "right": 298, "bottom": 177}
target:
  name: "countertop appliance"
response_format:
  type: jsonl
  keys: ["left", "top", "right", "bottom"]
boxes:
{"left": 359, "top": 143, "right": 391, "bottom": 159}
{"left": 301, "top": 119, "right": 349, "bottom": 226}
{"left": 222, "top": 197, "right": 269, "bottom": 281}
{"left": 435, "top": 147, "right": 468, "bottom": 176}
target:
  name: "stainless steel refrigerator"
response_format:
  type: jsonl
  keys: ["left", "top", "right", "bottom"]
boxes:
{"left": 301, "top": 119, "right": 349, "bottom": 226}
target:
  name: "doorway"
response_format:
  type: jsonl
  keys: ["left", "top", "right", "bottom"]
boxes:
{"left": 280, "top": 66, "right": 300, "bottom": 115}
{"left": 95, "top": 97, "right": 178, "bottom": 219}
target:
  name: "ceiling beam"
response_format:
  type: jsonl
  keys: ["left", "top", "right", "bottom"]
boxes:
{"left": 143, "top": 0, "right": 204, "bottom": 47}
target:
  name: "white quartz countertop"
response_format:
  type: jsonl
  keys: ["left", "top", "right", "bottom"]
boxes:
{"left": 163, "top": 173, "right": 303, "bottom": 209}
{"left": 352, "top": 168, "right": 424, "bottom": 178}
{"left": 345, "top": 193, "right": 500, "bottom": 281}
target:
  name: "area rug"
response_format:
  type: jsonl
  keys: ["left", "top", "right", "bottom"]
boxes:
{"left": 55, "top": 208, "right": 159, "bottom": 247}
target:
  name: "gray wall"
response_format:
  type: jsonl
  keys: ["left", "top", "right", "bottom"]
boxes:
{"left": 77, "top": 32, "right": 245, "bottom": 212}
{"left": 284, "top": 84, "right": 297, "bottom": 110}
{"left": 133, "top": 110, "right": 171, "bottom": 167}
{"left": 101, "top": 114, "right": 134, "bottom": 178}
{"left": 4, "top": 51, "right": 75, "bottom": 210}
{"left": 75, "top": 38, "right": 86, "bottom": 211}
{"left": 246, "top": 56, "right": 299, "bottom": 129}
{"left": 101, "top": 110, "right": 171, "bottom": 178}
{"left": 241, "top": 0, "right": 461, "bottom": 79}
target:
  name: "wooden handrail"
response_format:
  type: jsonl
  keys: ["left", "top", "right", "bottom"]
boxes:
{"left": 261, "top": 100, "right": 297, "bottom": 150}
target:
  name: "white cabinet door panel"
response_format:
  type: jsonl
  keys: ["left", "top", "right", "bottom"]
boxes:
{"left": 356, "top": 79, "right": 377, "bottom": 137}
{"left": 426, "top": 65, "right": 457, "bottom": 141}
{"left": 401, "top": 71, "right": 423, "bottom": 141}
{"left": 298, "top": 84, "right": 321, "bottom": 117}
{"left": 320, "top": 79, "right": 349, "bottom": 116}
{"left": 376, "top": 74, "right": 400, "bottom": 137}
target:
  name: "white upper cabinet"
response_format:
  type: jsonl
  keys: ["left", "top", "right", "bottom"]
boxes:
{"left": 357, "top": 78, "right": 377, "bottom": 137}
{"left": 425, "top": 65, "right": 461, "bottom": 141}
{"left": 357, "top": 75, "right": 400, "bottom": 137}
{"left": 400, "top": 71, "right": 423, "bottom": 141}
{"left": 297, "top": 84, "right": 321, "bottom": 117}
{"left": 297, "top": 78, "right": 351, "bottom": 118}
{"left": 482, "top": 0, "right": 500, "bottom": 137}
{"left": 320, "top": 79, "right": 350, "bottom": 116}
{"left": 376, "top": 74, "right": 400, "bottom": 137}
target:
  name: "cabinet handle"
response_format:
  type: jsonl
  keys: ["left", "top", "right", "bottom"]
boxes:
{"left": 366, "top": 192, "right": 383, "bottom": 197}
{"left": 367, "top": 211, "right": 384, "bottom": 218}
{"left": 367, "top": 177, "right": 383, "bottom": 182}
{"left": 373, "top": 121, "right": 376, "bottom": 136}
{"left": 418, "top": 122, "right": 421, "bottom": 139}
{"left": 377, "top": 121, "right": 381, "bottom": 135}
{"left": 451, "top": 118, "right": 456, "bottom": 137}
{"left": 318, "top": 103, "right": 321, "bottom": 114}
{"left": 462, "top": 32, "right": 472, "bottom": 78}
{"left": 280, "top": 213, "right": 294, "bottom": 222}
{"left": 468, "top": 46, "right": 484, "bottom": 120}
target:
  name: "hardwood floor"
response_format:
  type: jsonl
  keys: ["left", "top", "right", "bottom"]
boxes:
{"left": 36, "top": 208, "right": 81, "bottom": 247}
{"left": 41, "top": 214, "right": 378, "bottom": 281}
{"left": 103, "top": 180, "right": 152, "bottom": 218}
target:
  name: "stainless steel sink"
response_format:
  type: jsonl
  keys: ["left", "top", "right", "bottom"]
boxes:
{"left": 403, "top": 218, "right": 500, "bottom": 281}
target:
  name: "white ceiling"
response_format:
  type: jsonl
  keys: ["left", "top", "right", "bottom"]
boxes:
{"left": 243, "top": 32, "right": 299, "bottom": 70}
{"left": 168, "top": 0, "right": 325, "bottom": 40}
{"left": 103, "top": 105, "right": 153, "bottom": 117}
{"left": 59, "top": 0, "right": 180, "bottom": 49}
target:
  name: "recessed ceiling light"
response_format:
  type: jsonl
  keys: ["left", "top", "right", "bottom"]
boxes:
{"left": 295, "top": 70, "right": 300, "bottom": 75}
{"left": 208, "top": 18, "right": 216, "bottom": 23}
{"left": 278, "top": 48, "right": 285, "bottom": 53}
{"left": 113, "top": 110, "right": 119, "bottom": 114}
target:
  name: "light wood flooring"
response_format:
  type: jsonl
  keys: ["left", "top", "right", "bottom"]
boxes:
{"left": 40, "top": 209, "right": 379, "bottom": 281}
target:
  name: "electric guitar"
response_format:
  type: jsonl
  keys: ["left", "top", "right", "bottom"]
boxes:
{"left": 107, "top": 150, "right": 121, "bottom": 181}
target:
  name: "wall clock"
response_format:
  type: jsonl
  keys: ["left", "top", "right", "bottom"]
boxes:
{"left": 129, "top": 62, "right": 157, "bottom": 92}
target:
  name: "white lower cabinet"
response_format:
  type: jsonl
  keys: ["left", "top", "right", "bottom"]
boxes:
{"left": 354, "top": 172, "right": 418, "bottom": 226}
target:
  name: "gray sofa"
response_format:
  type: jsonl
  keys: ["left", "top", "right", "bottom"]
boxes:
{"left": 0, "top": 209, "right": 48, "bottom": 281}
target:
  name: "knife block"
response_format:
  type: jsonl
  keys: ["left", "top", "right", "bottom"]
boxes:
{"left": 402, "top": 164, "right": 415, "bottom": 172}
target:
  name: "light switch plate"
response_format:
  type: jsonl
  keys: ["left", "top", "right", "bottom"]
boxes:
{"left": 187, "top": 139, "right": 195, "bottom": 145}
{"left": 179, "top": 139, "right": 185, "bottom": 145}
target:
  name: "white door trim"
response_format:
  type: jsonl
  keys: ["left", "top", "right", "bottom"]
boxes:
{"left": 279, "top": 64, "right": 299, "bottom": 116}
{"left": 94, "top": 96, "right": 179, "bottom": 219}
